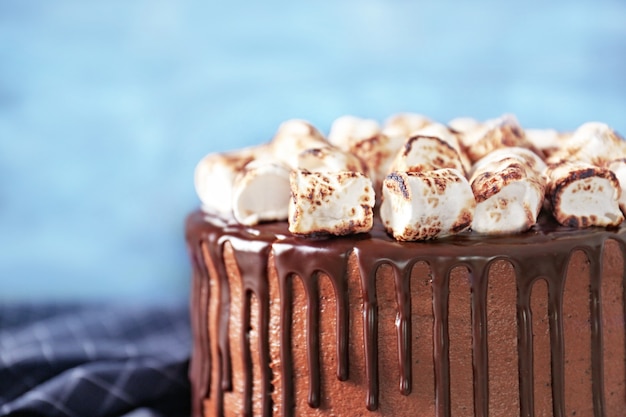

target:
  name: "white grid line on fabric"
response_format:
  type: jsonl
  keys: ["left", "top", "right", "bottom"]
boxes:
{"left": 98, "top": 360, "right": 138, "bottom": 412}
{"left": 72, "top": 365, "right": 135, "bottom": 408}
{"left": 22, "top": 390, "right": 81, "bottom": 417}
{"left": 140, "top": 358, "right": 189, "bottom": 389}
{"left": 54, "top": 366, "right": 84, "bottom": 416}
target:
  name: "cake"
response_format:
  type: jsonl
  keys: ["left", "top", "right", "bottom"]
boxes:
{"left": 186, "top": 114, "right": 626, "bottom": 417}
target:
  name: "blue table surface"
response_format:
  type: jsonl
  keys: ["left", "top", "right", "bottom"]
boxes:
{"left": 1, "top": 0, "right": 625, "bottom": 301}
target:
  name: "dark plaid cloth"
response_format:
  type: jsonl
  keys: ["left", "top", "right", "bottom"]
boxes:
{"left": 0, "top": 301, "right": 191, "bottom": 417}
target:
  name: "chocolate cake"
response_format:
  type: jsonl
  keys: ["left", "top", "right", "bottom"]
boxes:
{"left": 186, "top": 115, "right": 626, "bottom": 417}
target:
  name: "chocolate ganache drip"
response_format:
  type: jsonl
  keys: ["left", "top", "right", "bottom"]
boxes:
{"left": 186, "top": 210, "right": 626, "bottom": 417}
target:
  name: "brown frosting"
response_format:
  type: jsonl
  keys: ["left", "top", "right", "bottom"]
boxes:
{"left": 186, "top": 210, "right": 626, "bottom": 417}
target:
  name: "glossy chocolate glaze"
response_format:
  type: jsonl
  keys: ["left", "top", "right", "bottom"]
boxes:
{"left": 186, "top": 210, "right": 626, "bottom": 417}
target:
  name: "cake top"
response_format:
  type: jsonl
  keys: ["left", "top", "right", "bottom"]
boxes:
{"left": 194, "top": 113, "right": 626, "bottom": 241}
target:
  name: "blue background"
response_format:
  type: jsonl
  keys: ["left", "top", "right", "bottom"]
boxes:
{"left": 1, "top": 0, "right": 625, "bottom": 301}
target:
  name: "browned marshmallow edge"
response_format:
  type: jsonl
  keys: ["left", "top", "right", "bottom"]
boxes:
{"left": 380, "top": 169, "right": 475, "bottom": 241}
{"left": 462, "top": 114, "right": 544, "bottom": 163}
{"left": 391, "top": 135, "right": 466, "bottom": 175}
{"left": 546, "top": 161, "right": 624, "bottom": 227}
{"left": 288, "top": 170, "right": 375, "bottom": 236}
{"left": 470, "top": 156, "right": 546, "bottom": 234}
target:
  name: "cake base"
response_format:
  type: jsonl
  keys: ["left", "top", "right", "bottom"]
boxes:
{"left": 186, "top": 210, "right": 626, "bottom": 417}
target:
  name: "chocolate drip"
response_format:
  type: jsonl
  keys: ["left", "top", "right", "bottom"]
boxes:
{"left": 272, "top": 239, "right": 352, "bottom": 415}
{"left": 334, "top": 269, "right": 349, "bottom": 382}
{"left": 188, "top": 243, "right": 211, "bottom": 417}
{"left": 360, "top": 264, "right": 379, "bottom": 411}
{"left": 393, "top": 264, "right": 412, "bottom": 396}
{"left": 186, "top": 211, "right": 626, "bottom": 417}
{"left": 305, "top": 276, "right": 321, "bottom": 408}
{"left": 278, "top": 272, "right": 294, "bottom": 417}
{"left": 229, "top": 238, "right": 272, "bottom": 417}
{"left": 207, "top": 241, "right": 229, "bottom": 417}
{"left": 354, "top": 244, "right": 424, "bottom": 409}
{"left": 516, "top": 248, "right": 571, "bottom": 417}
{"left": 206, "top": 238, "right": 233, "bottom": 394}
{"left": 241, "top": 289, "right": 253, "bottom": 416}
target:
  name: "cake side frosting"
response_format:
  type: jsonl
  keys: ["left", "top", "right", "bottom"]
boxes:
{"left": 187, "top": 211, "right": 626, "bottom": 417}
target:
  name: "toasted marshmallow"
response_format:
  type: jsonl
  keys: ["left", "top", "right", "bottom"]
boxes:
{"left": 470, "top": 157, "right": 546, "bottom": 234}
{"left": 607, "top": 158, "right": 626, "bottom": 215}
{"left": 469, "top": 146, "right": 547, "bottom": 179}
{"left": 327, "top": 115, "right": 381, "bottom": 151}
{"left": 194, "top": 147, "right": 259, "bottom": 215}
{"left": 348, "top": 133, "right": 407, "bottom": 192}
{"left": 462, "top": 114, "right": 541, "bottom": 163}
{"left": 545, "top": 160, "right": 623, "bottom": 227}
{"left": 297, "top": 145, "right": 368, "bottom": 174}
{"left": 380, "top": 169, "right": 475, "bottom": 240}
{"left": 414, "top": 122, "right": 462, "bottom": 152}
{"left": 232, "top": 160, "right": 291, "bottom": 226}
{"left": 288, "top": 170, "right": 375, "bottom": 236}
{"left": 547, "top": 122, "right": 626, "bottom": 166}
{"left": 413, "top": 122, "right": 470, "bottom": 172}
{"left": 390, "top": 135, "right": 466, "bottom": 175}
{"left": 326, "top": 115, "right": 403, "bottom": 190}
{"left": 270, "top": 119, "right": 328, "bottom": 169}
{"left": 453, "top": 119, "right": 487, "bottom": 150}
{"left": 524, "top": 128, "right": 569, "bottom": 158}
{"left": 608, "top": 158, "right": 626, "bottom": 215}
{"left": 382, "top": 113, "right": 432, "bottom": 139}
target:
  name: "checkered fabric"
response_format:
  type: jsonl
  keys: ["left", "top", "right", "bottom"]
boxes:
{"left": 0, "top": 301, "right": 191, "bottom": 417}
